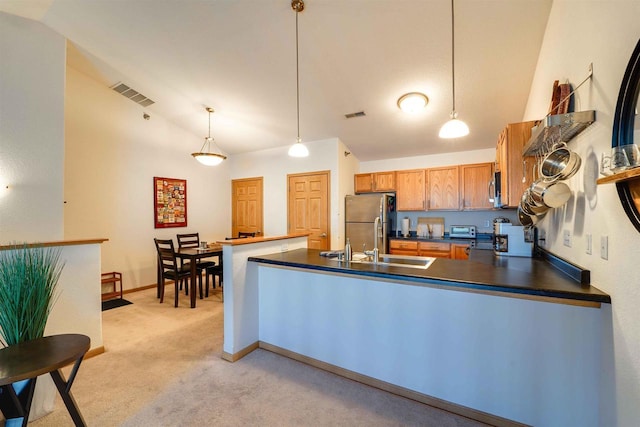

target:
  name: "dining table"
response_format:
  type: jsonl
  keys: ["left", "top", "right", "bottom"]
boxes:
{"left": 174, "top": 244, "right": 223, "bottom": 308}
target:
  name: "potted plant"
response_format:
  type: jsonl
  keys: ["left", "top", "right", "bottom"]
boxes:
{"left": 0, "top": 243, "right": 64, "bottom": 422}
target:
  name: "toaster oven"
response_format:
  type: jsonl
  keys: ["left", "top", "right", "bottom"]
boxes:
{"left": 449, "top": 225, "right": 476, "bottom": 239}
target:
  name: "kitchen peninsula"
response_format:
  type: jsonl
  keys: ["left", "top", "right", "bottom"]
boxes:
{"left": 237, "top": 247, "right": 609, "bottom": 426}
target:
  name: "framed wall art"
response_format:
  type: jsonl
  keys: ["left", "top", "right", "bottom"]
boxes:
{"left": 153, "top": 177, "right": 187, "bottom": 228}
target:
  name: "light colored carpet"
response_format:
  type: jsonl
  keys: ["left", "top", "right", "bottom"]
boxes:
{"left": 29, "top": 286, "right": 489, "bottom": 426}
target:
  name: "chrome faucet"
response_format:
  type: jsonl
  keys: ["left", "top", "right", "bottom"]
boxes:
{"left": 363, "top": 216, "right": 380, "bottom": 263}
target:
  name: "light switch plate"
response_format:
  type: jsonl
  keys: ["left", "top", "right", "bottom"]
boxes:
{"left": 600, "top": 236, "right": 608, "bottom": 260}
{"left": 586, "top": 234, "right": 592, "bottom": 255}
{"left": 563, "top": 230, "right": 572, "bottom": 247}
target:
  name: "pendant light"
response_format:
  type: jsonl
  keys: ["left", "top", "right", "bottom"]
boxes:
{"left": 288, "top": 0, "right": 309, "bottom": 158}
{"left": 439, "top": 0, "right": 469, "bottom": 139}
{"left": 192, "top": 107, "right": 227, "bottom": 166}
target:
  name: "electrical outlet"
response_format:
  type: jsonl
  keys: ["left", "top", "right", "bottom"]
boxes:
{"left": 563, "top": 230, "right": 572, "bottom": 247}
{"left": 586, "top": 234, "right": 592, "bottom": 255}
{"left": 484, "top": 220, "right": 490, "bottom": 228}
{"left": 538, "top": 229, "right": 546, "bottom": 247}
{"left": 600, "top": 236, "right": 608, "bottom": 260}
{"left": 281, "top": 243, "right": 288, "bottom": 252}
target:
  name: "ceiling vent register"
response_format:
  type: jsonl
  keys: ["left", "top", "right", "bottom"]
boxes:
{"left": 110, "top": 82, "right": 155, "bottom": 107}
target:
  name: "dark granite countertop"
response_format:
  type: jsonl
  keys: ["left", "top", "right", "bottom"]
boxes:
{"left": 248, "top": 248, "right": 610, "bottom": 305}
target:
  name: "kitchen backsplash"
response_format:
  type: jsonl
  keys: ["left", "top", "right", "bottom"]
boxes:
{"left": 393, "top": 210, "right": 519, "bottom": 235}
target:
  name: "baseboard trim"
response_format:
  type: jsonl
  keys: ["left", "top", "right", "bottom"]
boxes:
{"left": 85, "top": 345, "right": 105, "bottom": 359}
{"left": 259, "top": 341, "right": 531, "bottom": 427}
{"left": 221, "top": 341, "right": 260, "bottom": 362}
{"left": 123, "top": 284, "right": 157, "bottom": 294}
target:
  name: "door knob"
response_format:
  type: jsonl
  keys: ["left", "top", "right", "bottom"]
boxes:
{"left": 320, "top": 233, "right": 327, "bottom": 237}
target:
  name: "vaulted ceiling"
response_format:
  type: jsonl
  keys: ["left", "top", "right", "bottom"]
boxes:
{"left": 0, "top": 0, "right": 552, "bottom": 161}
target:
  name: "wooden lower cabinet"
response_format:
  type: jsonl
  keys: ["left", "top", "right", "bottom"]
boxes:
{"left": 389, "top": 239, "right": 418, "bottom": 256}
{"left": 451, "top": 244, "right": 470, "bottom": 260}
{"left": 389, "top": 240, "right": 469, "bottom": 260}
{"left": 418, "top": 242, "right": 451, "bottom": 258}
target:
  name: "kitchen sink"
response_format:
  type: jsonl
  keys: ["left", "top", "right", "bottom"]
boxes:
{"left": 329, "top": 253, "right": 436, "bottom": 270}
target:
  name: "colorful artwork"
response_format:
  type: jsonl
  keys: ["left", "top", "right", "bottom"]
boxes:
{"left": 153, "top": 177, "right": 187, "bottom": 228}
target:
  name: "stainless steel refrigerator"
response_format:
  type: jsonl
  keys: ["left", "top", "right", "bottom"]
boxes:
{"left": 345, "top": 193, "right": 395, "bottom": 254}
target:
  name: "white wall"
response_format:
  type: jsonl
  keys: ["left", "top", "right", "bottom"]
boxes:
{"left": 230, "top": 138, "right": 346, "bottom": 250}
{"left": 0, "top": 12, "right": 65, "bottom": 242}
{"left": 361, "top": 147, "right": 495, "bottom": 172}
{"left": 64, "top": 66, "right": 231, "bottom": 290}
{"left": 521, "top": 1, "right": 640, "bottom": 424}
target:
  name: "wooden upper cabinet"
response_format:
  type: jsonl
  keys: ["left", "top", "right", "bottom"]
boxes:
{"left": 396, "top": 169, "right": 426, "bottom": 211}
{"left": 354, "top": 171, "right": 395, "bottom": 193}
{"left": 495, "top": 121, "right": 537, "bottom": 207}
{"left": 354, "top": 173, "right": 374, "bottom": 193}
{"left": 460, "top": 163, "right": 494, "bottom": 210}
{"left": 426, "top": 166, "right": 459, "bottom": 210}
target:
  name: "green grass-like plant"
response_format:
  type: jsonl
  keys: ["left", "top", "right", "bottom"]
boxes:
{"left": 0, "top": 244, "right": 64, "bottom": 347}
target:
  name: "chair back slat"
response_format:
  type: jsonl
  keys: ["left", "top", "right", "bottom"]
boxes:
{"left": 177, "top": 233, "right": 199, "bottom": 249}
{"left": 154, "top": 239, "right": 179, "bottom": 272}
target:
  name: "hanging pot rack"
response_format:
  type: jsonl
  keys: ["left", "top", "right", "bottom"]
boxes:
{"left": 523, "top": 64, "right": 596, "bottom": 156}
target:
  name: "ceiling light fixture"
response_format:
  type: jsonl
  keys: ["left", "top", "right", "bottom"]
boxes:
{"left": 439, "top": 0, "right": 469, "bottom": 139}
{"left": 192, "top": 107, "right": 227, "bottom": 166}
{"left": 397, "top": 92, "right": 429, "bottom": 113}
{"left": 288, "top": 0, "right": 309, "bottom": 158}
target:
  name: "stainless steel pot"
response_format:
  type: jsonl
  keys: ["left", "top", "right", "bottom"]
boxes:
{"left": 521, "top": 188, "right": 548, "bottom": 215}
{"left": 539, "top": 143, "right": 582, "bottom": 181}
{"left": 517, "top": 204, "right": 544, "bottom": 227}
{"left": 530, "top": 178, "right": 571, "bottom": 208}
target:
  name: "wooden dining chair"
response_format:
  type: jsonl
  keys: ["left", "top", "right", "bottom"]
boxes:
{"left": 176, "top": 232, "right": 215, "bottom": 299}
{"left": 154, "top": 238, "right": 191, "bottom": 307}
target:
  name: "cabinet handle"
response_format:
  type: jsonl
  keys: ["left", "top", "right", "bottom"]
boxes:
{"left": 522, "top": 159, "right": 527, "bottom": 183}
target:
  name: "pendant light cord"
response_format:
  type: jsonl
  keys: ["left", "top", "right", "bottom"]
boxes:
{"left": 450, "top": 0, "right": 456, "bottom": 113}
{"left": 296, "top": 9, "right": 301, "bottom": 141}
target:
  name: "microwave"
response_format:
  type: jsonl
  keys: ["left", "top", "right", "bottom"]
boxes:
{"left": 449, "top": 225, "right": 476, "bottom": 239}
{"left": 489, "top": 171, "right": 504, "bottom": 208}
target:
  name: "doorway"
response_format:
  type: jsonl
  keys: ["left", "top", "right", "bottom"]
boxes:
{"left": 231, "top": 177, "right": 263, "bottom": 238}
{"left": 287, "top": 171, "right": 330, "bottom": 250}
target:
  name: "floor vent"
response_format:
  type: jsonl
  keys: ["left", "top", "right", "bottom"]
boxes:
{"left": 345, "top": 111, "right": 366, "bottom": 119}
{"left": 110, "top": 82, "right": 155, "bottom": 107}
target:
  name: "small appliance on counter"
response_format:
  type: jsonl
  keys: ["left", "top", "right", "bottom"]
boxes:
{"left": 449, "top": 225, "right": 476, "bottom": 239}
{"left": 493, "top": 223, "right": 533, "bottom": 257}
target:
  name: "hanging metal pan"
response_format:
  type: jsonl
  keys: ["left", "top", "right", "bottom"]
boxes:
{"left": 539, "top": 143, "right": 582, "bottom": 181}
{"left": 530, "top": 178, "right": 572, "bottom": 208}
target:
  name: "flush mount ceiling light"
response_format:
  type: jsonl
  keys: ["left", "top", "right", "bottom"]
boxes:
{"left": 288, "top": 0, "right": 309, "bottom": 158}
{"left": 192, "top": 107, "right": 227, "bottom": 166}
{"left": 439, "top": 0, "right": 469, "bottom": 139}
{"left": 397, "top": 92, "right": 429, "bottom": 113}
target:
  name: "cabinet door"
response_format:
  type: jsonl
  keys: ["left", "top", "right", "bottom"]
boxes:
{"left": 460, "top": 163, "right": 494, "bottom": 210}
{"left": 389, "top": 239, "right": 418, "bottom": 256}
{"left": 396, "top": 169, "right": 426, "bottom": 211}
{"left": 451, "top": 244, "right": 470, "bottom": 260}
{"left": 354, "top": 173, "right": 373, "bottom": 193}
{"left": 427, "top": 166, "right": 459, "bottom": 210}
{"left": 418, "top": 242, "right": 451, "bottom": 258}
{"left": 374, "top": 171, "right": 396, "bottom": 192}
{"left": 497, "top": 121, "right": 536, "bottom": 207}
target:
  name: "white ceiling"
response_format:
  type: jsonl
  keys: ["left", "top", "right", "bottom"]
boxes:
{"left": 0, "top": 0, "right": 552, "bottom": 161}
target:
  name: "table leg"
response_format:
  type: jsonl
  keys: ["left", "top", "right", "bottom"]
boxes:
{"left": 190, "top": 258, "right": 197, "bottom": 308}
{"left": 50, "top": 358, "right": 87, "bottom": 427}
{"left": 0, "top": 378, "right": 37, "bottom": 426}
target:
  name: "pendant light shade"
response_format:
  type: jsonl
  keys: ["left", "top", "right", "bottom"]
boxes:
{"left": 288, "top": 137, "right": 309, "bottom": 157}
{"left": 192, "top": 107, "right": 227, "bottom": 166}
{"left": 439, "top": 0, "right": 469, "bottom": 139}
{"left": 288, "top": 0, "right": 309, "bottom": 158}
{"left": 439, "top": 112, "right": 470, "bottom": 138}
